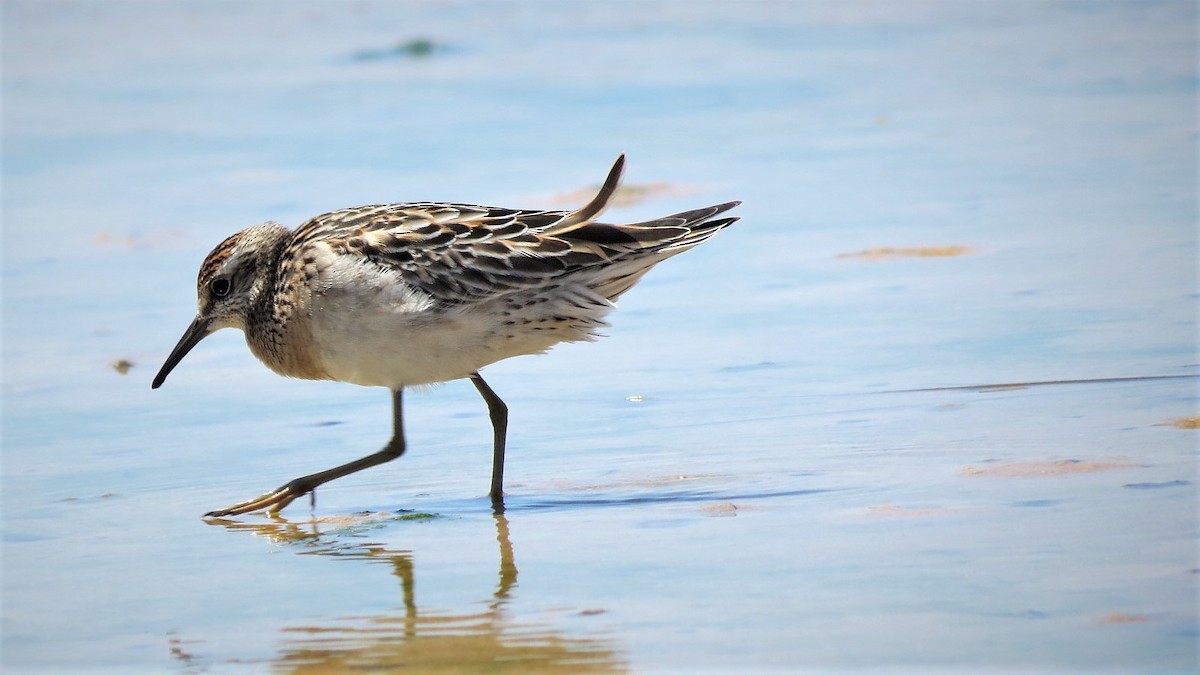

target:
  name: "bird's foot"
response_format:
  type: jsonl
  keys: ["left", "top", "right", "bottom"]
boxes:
{"left": 203, "top": 479, "right": 312, "bottom": 518}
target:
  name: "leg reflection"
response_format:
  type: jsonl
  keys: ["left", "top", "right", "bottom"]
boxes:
{"left": 197, "top": 512, "right": 624, "bottom": 671}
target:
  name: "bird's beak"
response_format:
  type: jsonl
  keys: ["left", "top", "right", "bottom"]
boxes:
{"left": 152, "top": 315, "right": 214, "bottom": 389}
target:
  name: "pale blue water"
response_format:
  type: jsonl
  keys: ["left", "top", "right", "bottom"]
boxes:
{"left": 2, "top": 1, "right": 1197, "bottom": 672}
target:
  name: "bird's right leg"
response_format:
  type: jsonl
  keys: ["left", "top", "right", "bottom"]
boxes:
{"left": 470, "top": 372, "right": 508, "bottom": 513}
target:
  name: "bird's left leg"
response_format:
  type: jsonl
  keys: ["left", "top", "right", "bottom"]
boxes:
{"left": 204, "top": 388, "right": 408, "bottom": 518}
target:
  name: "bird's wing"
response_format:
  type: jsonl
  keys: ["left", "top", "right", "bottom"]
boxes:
{"left": 285, "top": 155, "right": 734, "bottom": 305}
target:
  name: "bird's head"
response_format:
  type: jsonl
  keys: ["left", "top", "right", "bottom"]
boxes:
{"left": 152, "top": 222, "right": 289, "bottom": 389}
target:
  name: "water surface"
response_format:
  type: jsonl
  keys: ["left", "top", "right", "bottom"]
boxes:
{"left": 2, "top": 1, "right": 1196, "bottom": 672}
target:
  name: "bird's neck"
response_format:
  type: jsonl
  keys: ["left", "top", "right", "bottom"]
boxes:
{"left": 244, "top": 231, "right": 333, "bottom": 381}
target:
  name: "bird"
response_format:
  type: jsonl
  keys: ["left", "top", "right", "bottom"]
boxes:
{"left": 152, "top": 155, "right": 739, "bottom": 517}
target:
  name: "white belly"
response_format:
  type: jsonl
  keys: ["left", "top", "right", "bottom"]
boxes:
{"left": 308, "top": 286, "right": 493, "bottom": 388}
{"left": 304, "top": 255, "right": 612, "bottom": 388}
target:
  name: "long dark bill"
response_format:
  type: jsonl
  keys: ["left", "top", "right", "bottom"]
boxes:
{"left": 151, "top": 316, "right": 214, "bottom": 389}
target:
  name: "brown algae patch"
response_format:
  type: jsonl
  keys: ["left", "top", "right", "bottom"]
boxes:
{"left": 836, "top": 245, "right": 974, "bottom": 261}
{"left": 961, "top": 459, "right": 1141, "bottom": 478}
{"left": 548, "top": 473, "right": 723, "bottom": 493}
{"left": 635, "top": 474, "right": 721, "bottom": 489}
{"left": 91, "top": 230, "right": 184, "bottom": 250}
{"left": 860, "top": 504, "right": 967, "bottom": 519}
{"left": 700, "top": 503, "right": 739, "bottom": 517}
{"left": 1165, "top": 416, "right": 1200, "bottom": 429}
{"left": 1095, "top": 612, "right": 1157, "bottom": 625}
{"left": 546, "top": 182, "right": 702, "bottom": 209}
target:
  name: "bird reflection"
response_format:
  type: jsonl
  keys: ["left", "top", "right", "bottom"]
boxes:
{"left": 199, "top": 512, "right": 622, "bottom": 672}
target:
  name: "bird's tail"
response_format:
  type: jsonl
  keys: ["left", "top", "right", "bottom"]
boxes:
{"left": 584, "top": 201, "right": 740, "bottom": 302}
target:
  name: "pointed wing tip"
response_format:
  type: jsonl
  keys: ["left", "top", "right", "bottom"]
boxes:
{"left": 607, "top": 154, "right": 627, "bottom": 187}
{"left": 704, "top": 201, "right": 742, "bottom": 222}
{"left": 549, "top": 154, "right": 628, "bottom": 233}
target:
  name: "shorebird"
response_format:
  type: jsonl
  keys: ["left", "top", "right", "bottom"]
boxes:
{"left": 152, "top": 155, "right": 739, "bottom": 517}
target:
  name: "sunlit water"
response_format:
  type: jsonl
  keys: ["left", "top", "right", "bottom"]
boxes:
{"left": 3, "top": 1, "right": 1196, "bottom": 672}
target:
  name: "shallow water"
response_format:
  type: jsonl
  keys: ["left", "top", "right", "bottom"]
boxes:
{"left": 2, "top": 1, "right": 1197, "bottom": 672}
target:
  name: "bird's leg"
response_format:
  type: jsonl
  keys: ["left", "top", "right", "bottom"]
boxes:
{"left": 204, "top": 389, "right": 408, "bottom": 518}
{"left": 470, "top": 372, "right": 508, "bottom": 512}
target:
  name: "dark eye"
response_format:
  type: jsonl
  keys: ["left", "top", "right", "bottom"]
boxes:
{"left": 210, "top": 277, "right": 232, "bottom": 298}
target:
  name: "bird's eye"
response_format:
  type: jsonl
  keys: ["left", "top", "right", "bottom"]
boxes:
{"left": 210, "top": 278, "right": 232, "bottom": 298}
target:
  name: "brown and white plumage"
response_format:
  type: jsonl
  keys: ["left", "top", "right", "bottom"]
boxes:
{"left": 153, "top": 155, "right": 739, "bottom": 517}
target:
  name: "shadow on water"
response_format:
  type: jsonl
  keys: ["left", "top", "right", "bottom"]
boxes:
{"left": 190, "top": 514, "right": 625, "bottom": 673}
{"left": 505, "top": 486, "right": 834, "bottom": 511}
{"left": 883, "top": 374, "right": 1198, "bottom": 394}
